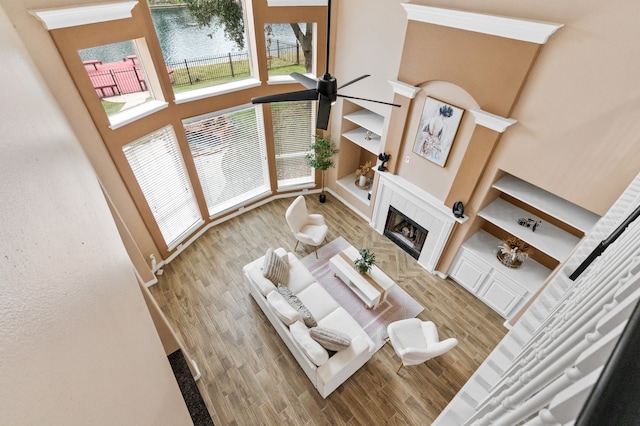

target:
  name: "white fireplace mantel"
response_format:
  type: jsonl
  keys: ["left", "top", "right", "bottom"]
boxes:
{"left": 371, "top": 172, "right": 466, "bottom": 274}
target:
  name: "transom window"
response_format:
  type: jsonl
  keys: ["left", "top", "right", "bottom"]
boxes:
{"left": 79, "top": 39, "right": 158, "bottom": 116}
{"left": 264, "top": 23, "right": 315, "bottom": 78}
{"left": 150, "top": 3, "right": 253, "bottom": 94}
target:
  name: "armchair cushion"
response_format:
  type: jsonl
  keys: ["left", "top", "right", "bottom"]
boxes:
{"left": 286, "top": 196, "right": 329, "bottom": 247}
{"left": 387, "top": 318, "right": 458, "bottom": 367}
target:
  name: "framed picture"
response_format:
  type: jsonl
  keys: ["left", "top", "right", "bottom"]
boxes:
{"left": 412, "top": 97, "right": 464, "bottom": 167}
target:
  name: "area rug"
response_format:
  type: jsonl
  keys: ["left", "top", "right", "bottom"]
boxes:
{"left": 301, "top": 237, "right": 424, "bottom": 352}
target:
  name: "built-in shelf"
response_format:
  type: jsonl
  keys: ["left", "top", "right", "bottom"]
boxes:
{"left": 450, "top": 173, "right": 594, "bottom": 319}
{"left": 343, "top": 109, "right": 384, "bottom": 136}
{"left": 450, "top": 230, "right": 551, "bottom": 319}
{"left": 492, "top": 174, "right": 600, "bottom": 233}
{"left": 478, "top": 197, "right": 578, "bottom": 262}
{"left": 337, "top": 172, "right": 371, "bottom": 205}
{"left": 342, "top": 127, "right": 380, "bottom": 154}
{"left": 462, "top": 230, "right": 550, "bottom": 293}
{"left": 337, "top": 105, "right": 384, "bottom": 211}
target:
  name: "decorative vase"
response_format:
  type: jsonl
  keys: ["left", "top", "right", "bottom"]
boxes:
{"left": 496, "top": 251, "right": 523, "bottom": 269}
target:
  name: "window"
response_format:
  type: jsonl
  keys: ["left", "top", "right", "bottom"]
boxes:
{"left": 271, "top": 101, "right": 315, "bottom": 189}
{"left": 150, "top": 4, "right": 253, "bottom": 94}
{"left": 79, "top": 39, "right": 162, "bottom": 117}
{"left": 183, "top": 105, "right": 270, "bottom": 217}
{"left": 123, "top": 126, "right": 203, "bottom": 250}
{"left": 264, "top": 23, "right": 315, "bottom": 78}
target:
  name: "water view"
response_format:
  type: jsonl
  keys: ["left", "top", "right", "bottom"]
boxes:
{"left": 79, "top": 6, "right": 300, "bottom": 64}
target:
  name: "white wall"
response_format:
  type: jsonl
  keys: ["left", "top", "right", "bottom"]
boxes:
{"left": 0, "top": 5, "right": 193, "bottom": 425}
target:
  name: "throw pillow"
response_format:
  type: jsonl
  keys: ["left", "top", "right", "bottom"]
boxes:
{"left": 277, "top": 284, "right": 317, "bottom": 328}
{"left": 262, "top": 248, "right": 289, "bottom": 286}
{"left": 267, "top": 291, "right": 302, "bottom": 325}
{"left": 289, "top": 321, "right": 328, "bottom": 366}
{"left": 309, "top": 327, "right": 352, "bottom": 351}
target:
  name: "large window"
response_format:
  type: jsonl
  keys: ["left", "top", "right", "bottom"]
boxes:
{"left": 271, "top": 101, "right": 315, "bottom": 189}
{"left": 123, "top": 126, "right": 203, "bottom": 250}
{"left": 183, "top": 105, "right": 270, "bottom": 217}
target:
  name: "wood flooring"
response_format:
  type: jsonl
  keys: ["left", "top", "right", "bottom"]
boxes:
{"left": 149, "top": 194, "right": 507, "bottom": 425}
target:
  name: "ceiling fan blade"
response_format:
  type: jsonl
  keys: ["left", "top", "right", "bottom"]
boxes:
{"left": 252, "top": 89, "right": 319, "bottom": 104}
{"left": 316, "top": 95, "right": 332, "bottom": 130}
{"left": 337, "top": 74, "right": 370, "bottom": 90}
{"left": 337, "top": 94, "right": 401, "bottom": 108}
{"left": 291, "top": 72, "right": 318, "bottom": 89}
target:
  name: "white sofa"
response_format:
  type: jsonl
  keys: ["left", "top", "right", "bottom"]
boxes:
{"left": 243, "top": 248, "right": 375, "bottom": 398}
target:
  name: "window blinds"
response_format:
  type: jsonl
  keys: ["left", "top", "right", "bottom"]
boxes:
{"left": 183, "top": 105, "right": 270, "bottom": 217}
{"left": 123, "top": 125, "right": 203, "bottom": 250}
{"left": 271, "top": 101, "right": 315, "bottom": 189}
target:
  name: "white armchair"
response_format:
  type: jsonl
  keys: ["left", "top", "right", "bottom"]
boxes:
{"left": 387, "top": 318, "right": 458, "bottom": 373}
{"left": 285, "top": 195, "right": 329, "bottom": 258}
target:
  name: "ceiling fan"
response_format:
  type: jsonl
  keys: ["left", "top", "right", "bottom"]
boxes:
{"left": 251, "top": 0, "right": 401, "bottom": 130}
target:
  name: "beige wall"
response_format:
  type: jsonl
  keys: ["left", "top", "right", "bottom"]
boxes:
{"left": 0, "top": 4, "right": 192, "bottom": 424}
{"left": 329, "top": 0, "right": 640, "bottom": 216}
{"left": 328, "top": 0, "right": 640, "bottom": 272}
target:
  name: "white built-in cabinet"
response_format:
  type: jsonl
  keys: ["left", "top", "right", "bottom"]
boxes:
{"left": 449, "top": 174, "right": 600, "bottom": 320}
{"left": 336, "top": 102, "right": 384, "bottom": 206}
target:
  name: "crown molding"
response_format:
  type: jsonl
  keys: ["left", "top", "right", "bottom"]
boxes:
{"left": 470, "top": 107, "right": 517, "bottom": 133}
{"left": 388, "top": 80, "right": 421, "bottom": 99}
{"left": 401, "top": 4, "right": 562, "bottom": 44}
{"left": 31, "top": 1, "right": 138, "bottom": 30}
{"left": 267, "top": 0, "right": 327, "bottom": 6}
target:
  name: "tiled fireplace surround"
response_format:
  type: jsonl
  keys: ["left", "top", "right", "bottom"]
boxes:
{"left": 371, "top": 172, "right": 461, "bottom": 275}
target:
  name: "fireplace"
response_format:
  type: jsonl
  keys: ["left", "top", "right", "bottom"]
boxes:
{"left": 372, "top": 172, "right": 460, "bottom": 274}
{"left": 384, "top": 206, "right": 428, "bottom": 260}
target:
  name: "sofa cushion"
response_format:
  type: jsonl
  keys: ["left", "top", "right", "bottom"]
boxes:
{"left": 263, "top": 248, "right": 289, "bottom": 286}
{"left": 247, "top": 265, "right": 276, "bottom": 297}
{"left": 310, "top": 327, "right": 352, "bottom": 351}
{"left": 296, "top": 283, "right": 340, "bottom": 321}
{"left": 285, "top": 257, "right": 317, "bottom": 294}
{"left": 318, "top": 307, "right": 374, "bottom": 351}
{"left": 267, "top": 291, "right": 301, "bottom": 325}
{"left": 290, "top": 321, "right": 328, "bottom": 366}
{"left": 277, "top": 284, "right": 317, "bottom": 327}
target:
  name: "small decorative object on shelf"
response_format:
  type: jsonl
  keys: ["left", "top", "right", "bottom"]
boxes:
{"left": 378, "top": 152, "right": 390, "bottom": 171}
{"left": 452, "top": 201, "right": 465, "bottom": 218}
{"left": 365, "top": 130, "right": 373, "bottom": 141}
{"left": 355, "top": 161, "right": 373, "bottom": 188}
{"left": 518, "top": 217, "right": 542, "bottom": 232}
{"left": 497, "top": 236, "right": 530, "bottom": 269}
{"left": 354, "top": 248, "right": 376, "bottom": 274}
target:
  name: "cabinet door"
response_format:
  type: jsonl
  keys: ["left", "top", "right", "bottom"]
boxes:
{"left": 450, "top": 251, "right": 491, "bottom": 294}
{"left": 478, "top": 271, "right": 528, "bottom": 318}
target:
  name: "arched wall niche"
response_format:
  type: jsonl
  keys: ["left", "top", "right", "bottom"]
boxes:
{"left": 396, "top": 80, "right": 477, "bottom": 201}
{"left": 385, "top": 18, "right": 545, "bottom": 206}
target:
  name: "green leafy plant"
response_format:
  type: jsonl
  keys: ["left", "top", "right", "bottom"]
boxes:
{"left": 354, "top": 248, "right": 376, "bottom": 274}
{"left": 305, "top": 134, "right": 339, "bottom": 201}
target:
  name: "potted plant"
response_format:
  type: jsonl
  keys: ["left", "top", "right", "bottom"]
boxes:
{"left": 305, "top": 134, "right": 339, "bottom": 203}
{"left": 354, "top": 248, "right": 376, "bottom": 274}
